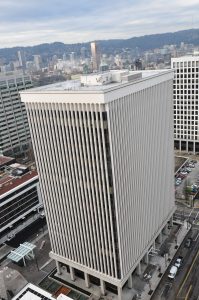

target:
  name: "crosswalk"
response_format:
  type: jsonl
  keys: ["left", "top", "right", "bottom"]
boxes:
{"left": 174, "top": 207, "right": 199, "bottom": 225}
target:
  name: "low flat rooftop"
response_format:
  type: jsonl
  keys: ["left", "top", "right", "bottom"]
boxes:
{"left": 0, "top": 170, "right": 38, "bottom": 198}
{"left": 23, "top": 69, "right": 172, "bottom": 93}
{"left": 0, "top": 155, "right": 15, "bottom": 167}
{"left": 12, "top": 283, "right": 54, "bottom": 300}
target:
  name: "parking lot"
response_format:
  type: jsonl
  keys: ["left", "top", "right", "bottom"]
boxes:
{"left": 175, "top": 159, "right": 199, "bottom": 205}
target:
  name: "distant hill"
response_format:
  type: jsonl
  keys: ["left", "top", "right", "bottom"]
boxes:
{"left": 0, "top": 28, "right": 199, "bottom": 63}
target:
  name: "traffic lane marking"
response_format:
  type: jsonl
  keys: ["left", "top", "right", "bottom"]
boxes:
{"left": 177, "top": 249, "right": 199, "bottom": 297}
{"left": 185, "top": 285, "right": 192, "bottom": 300}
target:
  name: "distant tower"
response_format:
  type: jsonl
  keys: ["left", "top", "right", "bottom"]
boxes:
{"left": 33, "top": 55, "right": 42, "bottom": 71}
{"left": 80, "top": 47, "right": 86, "bottom": 60}
{"left": 69, "top": 52, "right": 75, "bottom": 65}
{"left": 63, "top": 53, "right": 67, "bottom": 61}
{"left": 18, "top": 50, "right": 26, "bottom": 70}
{"left": 91, "top": 41, "right": 100, "bottom": 71}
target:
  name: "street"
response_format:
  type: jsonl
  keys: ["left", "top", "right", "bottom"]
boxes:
{"left": 151, "top": 216, "right": 199, "bottom": 300}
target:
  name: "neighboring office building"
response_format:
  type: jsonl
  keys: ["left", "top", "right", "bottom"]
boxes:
{"left": 172, "top": 56, "right": 199, "bottom": 153}
{"left": 91, "top": 41, "right": 101, "bottom": 71}
{"left": 0, "top": 73, "right": 32, "bottom": 157}
{"left": 0, "top": 160, "right": 42, "bottom": 244}
{"left": 21, "top": 69, "right": 175, "bottom": 299}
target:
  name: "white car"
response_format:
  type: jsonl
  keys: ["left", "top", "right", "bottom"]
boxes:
{"left": 176, "top": 177, "right": 182, "bottom": 182}
{"left": 168, "top": 265, "right": 178, "bottom": 279}
{"left": 180, "top": 171, "right": 188, "bottom": 175}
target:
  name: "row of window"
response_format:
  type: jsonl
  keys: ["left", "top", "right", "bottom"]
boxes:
{"left": 174, "top": 111, "right": 198, "bottom": 115}
{"left": 174, "top": 79, "right": 199, "bottom": 83}
{"left": 174, "top": 96, "right": 199, "bottom": 100}
{"left": 1, "top": 179, "right": 39, "bottom": 203}
{"left": 174, "top": 90, "right": 198, "bottom": 94}
{"left": 175, "top": 68, "right": 199, "bottom": 73}
{"left": 174, "top": 128, "right": 197, "bottom": 133}
{"left": 174, "top": 85, "right": 199, "bottom": 89}
{"left": 174, "top": 105, "right": 198, "bottom": 109}
{"left": 173, "top": 61, "right": 199, "bottom": 68}
{"left": 174, "top": 135, "right": 197, "bottom": 140}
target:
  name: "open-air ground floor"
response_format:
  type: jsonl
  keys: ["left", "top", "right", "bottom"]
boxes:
{"left": 51, "top": 217, "right": 189, "bottom": 300}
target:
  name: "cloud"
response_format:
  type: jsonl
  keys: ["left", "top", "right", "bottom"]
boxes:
{"left": 0, "top": 0, "right": 199, "bottom": 48}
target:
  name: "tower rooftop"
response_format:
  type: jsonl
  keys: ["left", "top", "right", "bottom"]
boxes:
{"left": 22, "top": 69, "right": 172, "bottom": 94}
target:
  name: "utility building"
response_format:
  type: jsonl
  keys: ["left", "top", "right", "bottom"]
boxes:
{"left": 21, "top": 70, "right": 175, "bottom": 299}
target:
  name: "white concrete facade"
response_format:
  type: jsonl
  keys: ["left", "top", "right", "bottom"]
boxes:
{"left": 172, "top": 56, "right": 199, "bottom": 153}
{"left": 21, "top": 70, "right": 175, "bottom": 296}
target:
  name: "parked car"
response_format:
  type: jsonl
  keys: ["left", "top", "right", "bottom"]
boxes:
{"left": 188, "top": 163, "right": 195, "bottom": 168}
{"left": 174, "top": 256, "right": 183, "bottom": 268}
{"left": 185, "top": 167, "right": 192, "bottom": 173}
{"left": 168, "top": 265, "right": 178, "bottom": 279}
{"left": 175, "top": 181, "right": 181, "bottom": 186}
{"left": 180, "top": 171, "right": 188, "bottom": 175}
{"left": 178, "top": 173, "right": 186, "bottom": 179}
{"left": 185, "top": 237, "right": 192, "bottom": 248}
{"left": 190, "top": 160, "right": 197, "bottom": 164}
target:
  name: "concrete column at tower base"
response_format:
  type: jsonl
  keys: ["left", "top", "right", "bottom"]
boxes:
{"left": 85, "top": 272, "right": 90, "bottom": 288}
{"left": 70, "top": 266, "right": 75, "bottom": 281}
{"left": 136, "top": 262, "right": 142, "bottom": 275}
{"left": 170, "top": 216, "right": 173, "bottom": 227}
{"left": 100, "top": 279, "right": 106, "bottom": 295}
{"left": 118, "top": 286, "right": 122, "bottom": 300}
{"left": 128, "top": 274, "right": 133, "bottom": 289}
{"left": 144, "top": 252, "right": 149, "bottom": 265}
{"left": 56, "top": 260, "right": 61, "bottom": 275}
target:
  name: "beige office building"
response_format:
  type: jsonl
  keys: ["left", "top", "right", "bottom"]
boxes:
{"left": 21, "top": 70, "right": 175, "bottom": 299}
{"left": 91, "top": 41, "right": 101, "bottom": 71}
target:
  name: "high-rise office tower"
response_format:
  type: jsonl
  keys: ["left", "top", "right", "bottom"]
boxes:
{"left": 172, "top": 56, "right": 199, "bottom": 153}
{"left": 63, "top": 53, "right": 67, "bottom": 61}
{"left": 17, "top": 50, "right": 26, "bottom": 70}
{"left": 69, "top": 52, "right": 75, "bottom": 65}
{"left": 21, "top": 70, "right": 175, "bottom": 299}
{"left": 33, "top": 55, "right": 42, "bottom": 71}
{"left": 0, "top": 73, "right": 33, "bottom": 157}
{"left": 91, "top": 41, "right": 101, "bottom": 71}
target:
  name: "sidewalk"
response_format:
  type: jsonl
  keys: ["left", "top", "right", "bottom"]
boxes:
{"left": 139, "top": 222, "right": 190, "bottom": 300}
{"left": 0, "top": 244, "right": 13, "bottom": 262}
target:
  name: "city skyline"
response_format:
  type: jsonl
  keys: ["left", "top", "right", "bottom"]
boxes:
{"left": 0, "top": 0, "right": 199, "bottom": 48}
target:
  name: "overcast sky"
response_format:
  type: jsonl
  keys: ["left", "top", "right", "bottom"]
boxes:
{"left": 0, "top": 0, "right": 199, "bottom": 48}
